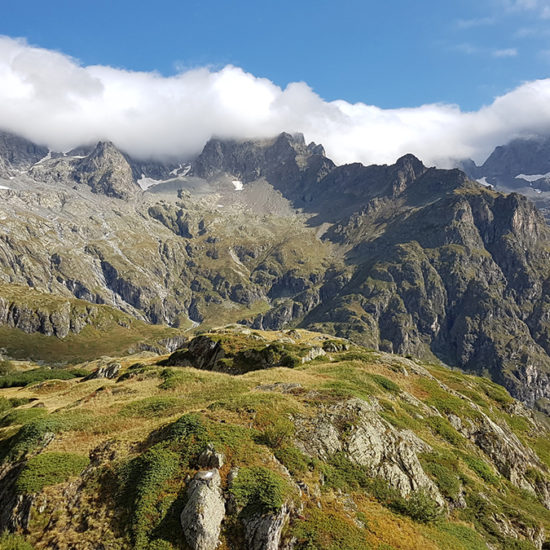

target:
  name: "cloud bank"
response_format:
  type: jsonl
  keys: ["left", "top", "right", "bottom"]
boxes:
{"left": 2, "top": 35, "right": 550, "bottom": 167}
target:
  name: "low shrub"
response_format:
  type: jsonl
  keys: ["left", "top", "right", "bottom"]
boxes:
{"left": 2, "top": 411, "right": 94, "bottom": 462}
{"left": 461, "top": 454, "right": 499, "bottom": 485}
{"left": 0, "top": 408, "right": 47, "bottom": 427}
{"left": 274, "top": 446, "right": 313, "bottom": 476}
{"left": 119, "top": 397, "right": 184, "bottom": 418}
{"left": 118, "top": 445, "right": 181, "bottom": 549}
{"left": 420, "top": 453, "right": 461, "bottom": 500}
{"left": 0, "top": 531, "right": 34, "bottom": 550}
{"left": 256, "top": 416, "right": 295, "bottom": 449}
{"left": 426, "top": 416, "right": 464, "bottom": 446}
{"left": 230, "top": 466, "right": 291, "bottom": 515}
{"left": 292, "top": 507, "right": 369, "bottom": 550}
{"left": 369, "top": 374, "right": 401, "bottom": 393}
{"left": 15, "top": 452, "right": 89, "bottom": 494}
{"left": 0, "top": 367, "right": 86, "bottom": 388}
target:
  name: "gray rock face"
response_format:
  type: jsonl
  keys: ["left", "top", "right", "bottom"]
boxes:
{"left": 181, "top": 469, "right": 225, "bottom": 550}
{"left": 197, "top": 444, "right": 225, "bottom": 469}
{"left": 74, "top": 141, "right": 140, "bottom": 200}
{"left": 0, "top": 291, "right": 99, "bottom": 339}
{"left": 82, "top": 362, "right": 121, "bottom": 381}
{"left": 0, "top": 131, "right": 48, "bottom": 176}
{"left": 295, "top": 397, "right": 444, "bottom": 506}
{"left": 242, "top": 502, "right": 291, "bottom": 550}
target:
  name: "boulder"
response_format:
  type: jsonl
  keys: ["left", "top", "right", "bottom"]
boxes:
{"left": 181, "top": 470, "right": 225, "bottom": 550}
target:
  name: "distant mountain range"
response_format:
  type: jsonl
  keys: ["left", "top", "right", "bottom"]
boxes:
{"left": 3, "top": 129, "right": 550, "bottom": 409}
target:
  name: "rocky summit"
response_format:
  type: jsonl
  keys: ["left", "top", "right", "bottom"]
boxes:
{"left": 2, "top": 129, "right": 550, "bottom": 548}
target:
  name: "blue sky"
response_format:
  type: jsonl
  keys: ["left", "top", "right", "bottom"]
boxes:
{"left": 2, "top": 0, "right": 550, "bottom": 110}
{"left": 1, "top": 0, "right": 550, "bottom": 166}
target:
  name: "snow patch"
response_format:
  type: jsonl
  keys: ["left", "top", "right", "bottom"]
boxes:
{"left": 232, "top": 179, "right": 243, "bottom": 191}
{"left": 477, "top": 177, "right": 493, "bottom": 188}
{"left": 0, "top": 185, "right": 10, "bottom": 190}
{"left": 515, "top": 172, "right": 550, "bottom": 182}
{"left": 34, "top": 151, "right": 52, "bottom": 165}
{"left": 137, "top": 174, "right": 162, "bottom": 190}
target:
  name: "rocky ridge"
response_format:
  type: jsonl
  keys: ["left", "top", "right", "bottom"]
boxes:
{"left": 2, "top": 130, "right": 550, "bottom": 407}
{"left": 1, "top": 327, "right": 550, "bottom": 549}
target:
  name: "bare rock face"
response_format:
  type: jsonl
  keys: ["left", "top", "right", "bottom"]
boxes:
{"left": 74, "top": 141, "right": 140, "bottom": 200}
{"left": 197, "top": 445, "right": 225, "bottom": 469}
{"left": 295, "top": 397, "right": 444, "bottom": 506}
{"left": 242, "top": 502, "right": 291, "bottom": 550}
{"left": 181, "top": 469, "right": 225, "bottom": 550}
{"left": 82, "top": 362, "right": 121, "bottom": 381}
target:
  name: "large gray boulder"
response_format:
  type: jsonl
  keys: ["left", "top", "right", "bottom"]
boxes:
{"left": 180, "top": 469, "right": 225, "bottom": 550}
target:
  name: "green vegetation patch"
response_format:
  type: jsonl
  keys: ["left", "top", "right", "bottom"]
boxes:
{"left": 460, "top": 453, "right": 499, "bottom": 485}
{"left": 0, "top": 407, "right": 47, "bottom": 427}
{"left": 118, "top": 397, "right": 185, "bottom": 419}
{"left": 230, "top": 466, "right": 292, "bottom": 515}
{"left": 425, "top": 416, "right": 464, "bottom": 446}
{"left": 0, "top": 367, "right": 87, "bottom": 388}
{"left": 1, "top": 410, "right": 94, "bottom": 462}
{"left": 419, "top": 452, "right": 461, "bottom": 500}
{"left": 0, "top": 532, "right": 34, "bottom": 550}
{"left": 119, "top": 445, "right": 181, "bottom": 549}
{"left": 292, "top": 507, "right": 370, "bottom": 550}
{"left": 15, "top": 452, "right": 89, "bottom": 494}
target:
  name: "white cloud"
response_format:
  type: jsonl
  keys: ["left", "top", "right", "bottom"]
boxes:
{"left": 2, "top": 35, "right": 550, "bottom": 168}
{"left": 456, "top": 17, "right": 496, "bottom": 28}
{"left": 499, "top": 0, "right": 550, "bottom": 17}
{"left": 493, "top": 48, "right": 518, "bottom": 57}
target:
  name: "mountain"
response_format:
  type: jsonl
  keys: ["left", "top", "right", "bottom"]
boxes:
{"left": 460, "top": 136, "right": 550, "bottom": 220}
{"left": 1, "top": 327, "right": 550, "bottom": 550}
{"left": 2, "top": 130, "right": 550, "bottom": 409}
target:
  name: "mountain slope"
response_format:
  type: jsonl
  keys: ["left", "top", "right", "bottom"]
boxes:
{"left": 1, "top": 327, "right": 550, "bottom": 550}
{"left": 3, "top": 130, "right": 550, "bottom": 407}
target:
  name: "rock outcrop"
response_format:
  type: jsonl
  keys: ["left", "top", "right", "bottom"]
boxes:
{"left": 295, "top": 397, "right": 445, "bottom": 506}
{"left": 242, "top": 502, "right": 292, "bottom": 550}
{"left": 181, "top": 469, "right": 225, "bottom": 550}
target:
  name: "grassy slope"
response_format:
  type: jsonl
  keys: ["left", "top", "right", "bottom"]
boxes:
{"left": 0, "top": 284, "right": 185, "bottom": 362}
{"left": 0, "top": 328, "right": 549, "bottom": 549}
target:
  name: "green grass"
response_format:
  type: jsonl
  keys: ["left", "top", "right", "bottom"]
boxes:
{"left": 0, "top": 411, "right": 95, "bottom": 462}
{"left": 0, "top": 367, "right": 87, "bottom": 388}
{"left": 118, "top": 397, "right": 185, "bottom": 419}
{"left": 460, "top": 453, "right": 499, "bottom": 485}
{"left": 425, "top": 416, "right": 464, "bottom": 446}
{"left": 0, "top": 532, "right": 34, "bottom": 550}
{"left": 230, "top": 466, "right": 293, "bottom": 515}
{"left": 118, "top": 446, "right": 182, "bottom": 549}
{"left": 292, "top": 507, "right": 371, "bottom": 550}
{"left": 0, "top": 407, "right": 47, "bottom": 427}
{"left": 15, "top": 452, "right": 90, "bottom": 494}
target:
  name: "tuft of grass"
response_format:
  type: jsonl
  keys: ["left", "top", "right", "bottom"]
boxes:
{"left": 460, "top": 453, "right": 499, "bottom": 485}
{"left": 15, "top": 452, "right": 89, "bottom": 494}
{"left": 369, "top": 374, "right": 401, "bottom": 393}
{"left": 1, "top": 411, "right": 94, "bottom": 462}
{"left": 419, "top": 452, "right": 461, "bottom": 500}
